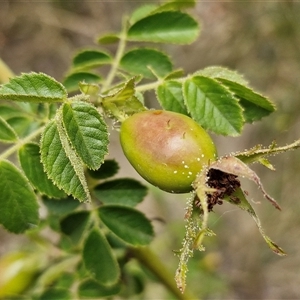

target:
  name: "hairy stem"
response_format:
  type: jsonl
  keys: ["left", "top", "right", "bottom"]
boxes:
{"left": 130, "top": 246, "right": 198, "bottom": 300}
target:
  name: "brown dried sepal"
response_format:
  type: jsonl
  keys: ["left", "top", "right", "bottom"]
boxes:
{"left": 195, "top": 168, "right": 241, "bottom": 212}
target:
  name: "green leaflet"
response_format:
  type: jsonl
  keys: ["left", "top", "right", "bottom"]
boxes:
{"left": 72, "top": 49, "right": 112, "bottom": 71}
{"left": 0, "top": 72, "right": 67, "bottom": 103}
{"left": 0, "top": 160, "right": 39, "bottom": 233}
{"left": 197, "top": 66, "right": 276, "bottom": 123}
{"left": 94, "top": 178, "right": 147, "bottom": 207}
{"left": 127, "top": 11, "right": 199, "bottom": 44}
{"left": 120, "top": 48, "right": 173, "bottom": 79}
{"left": 83, "top": 229, "right": 120, "bottom": 285}
{"left": 63, "top": 72, "right": 102, "bottom": 93}
{"left": 19, "top": 143, "right": 66, "bottom": 199}
{"left": 39, "top": 288, "right": 72, "bottom": 300}
{"left": 78, "top": 279, "right": 121, "bottom": 298}
{"left": 183, "top": 75, "right": 244, "bottom": 136}
{"left": 0, "top": 116, "right": 18, "bottom": 142}
{"left": 62, "top": 101, "right": 109, "bottom": 170}
{"left": 87, "top": 159, "right": 119, "bottom": 180}
{"left": 98, "top": 205, "right": 154, "bottom": 246}
{"left": 218, "top": 78, "right": 276, "bottom": 123}
{"left": 156, "top": 80, "right": 188, "bottom": 115}
{"left": 60, "top": 211, "right": 90, "bottom": 245}
{"left": 40, "top": 119, "right": 91, "bottom": 202}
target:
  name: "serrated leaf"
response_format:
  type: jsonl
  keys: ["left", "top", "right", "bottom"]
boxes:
{"left": 218, "top": 78, "right": 276, "bottom": 123}
{"left": 40, "top": 119, "right": 91, "bottom": 202}
{"left": 87, "top": 159, "right": 119, "bottom": 180}
{"left": 94, "top": 178, "right": 147, "bottom": 207}
{"left": 62, "top": 101, "right": 109, "bottom": 170}
{"left": 101, "top": 78, "right": 146, "bottom": 121}
{"left": 0, "top": 72, "right": 67, "bottom": 103}
{"left": 0, "top": 160, "right": 39, "bottom": 233}
{"left": 120, "top": 48, "right": 172, "bottom": 79}
{"left": 78, "top": 279, "right": 121, "bottom": 298}
{"left": 19, "top": 143, "right": 66, "bottom": 198}
{"left": 197, "top": 66, "right": 248, "bottom": 86}
{"left": 224, "top": 187, "right": 286, "bottom": 256}
{"left": 72, "top": 49, "right": 111, "bottom": 71}
{"left": 63, "top": 72, "right": 102, "bottom": 93}
{"left": 0, "top": 116, "right": 18, "bottom": 142}
{"left": 60, "top": 211, "right": 90, "bottom": 244}
{"left": 127, "top": 11, "right": 199, "bottom": 44}
{"left": 156, "top": 80, "right": 188, "bottom": 115}
{"left": 83, "top": 229, "right": 120, "bottom": 285}
{"left": 183, "top": 75, "right": 244, "bottom": 136}
{"left": 99, "top": 206, "right": 154, "bottom": 246}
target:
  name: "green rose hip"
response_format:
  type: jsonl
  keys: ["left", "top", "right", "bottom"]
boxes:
{"left": 120, "top": 110, "right": 217, "bottom": 193}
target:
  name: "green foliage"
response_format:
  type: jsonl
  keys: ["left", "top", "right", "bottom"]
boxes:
{"left": 0, "top": 73, "right": 67, "bottom": 103}
{"left": 0, "top": 160, "right": 39, "bottom": 233}
{"left": 0, "top": 0, "right": 298, "bottom": 299}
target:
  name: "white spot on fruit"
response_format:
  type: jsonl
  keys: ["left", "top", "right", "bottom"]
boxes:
{"left": 173, "top": 170, "right": 178, "bottom": 174}
{"left": 184, "top": 165, "right": 189, "bottom": 169}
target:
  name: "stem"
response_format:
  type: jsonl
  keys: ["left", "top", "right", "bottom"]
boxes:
{"left": 135, "top": 76, "right": 185, "bottom": 93}
{"left": 0, "top": 126, "right": 45, "bottom": 160}
{"left": 0, "top": 57, "right": 15, "bottom": 83}
{"left": 130, "top": 246, "right": 198, "bottom": 300}
{"left": 101, "top": 18, "right": 128, "bottom": 93}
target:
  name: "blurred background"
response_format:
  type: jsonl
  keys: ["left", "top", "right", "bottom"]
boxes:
{"left": 0, "top": 1, "right": 300, "bottom": 299}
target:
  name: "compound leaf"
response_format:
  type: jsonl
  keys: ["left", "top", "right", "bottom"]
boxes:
{"left": 0, "top": 72, "right": 67, "bottom": 103}
{"left": 183, "top": 75, "right": 244, "bottom": 136}
{"left": 0, "top": 160, "right": 39, "bottom": 233}
{"left": 127, "top": 11, "right": 199, "bottom": 44}
{"left": 99, "top": 205, "right": 154, "bottom": 246}
{"left": 62, "top": 101, "right": 109, "bottom": 170}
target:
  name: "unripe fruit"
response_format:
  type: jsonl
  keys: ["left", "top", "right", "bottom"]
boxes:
{"left": 120, "top": 110, "right": 217, "bottom": 193}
